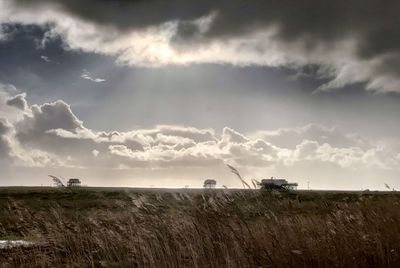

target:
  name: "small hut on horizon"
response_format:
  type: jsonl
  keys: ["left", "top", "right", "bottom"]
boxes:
{"left": 67, "top": 178, "right": 81, "bottom": 187}
{"left": 203, "top": 179, "right": 217, "bottom": 189}
{"left": 259, "top": 177, "right": 297, "bottom": 191}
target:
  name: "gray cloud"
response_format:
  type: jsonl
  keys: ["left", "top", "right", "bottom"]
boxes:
{"left": 13, "top": 100, "right": 133, "bottom": 164}
{"left": 19, "top": 100, "right": 83, "bottom": 133}
{"left": 1, "top": 0, "right": 400, "bottom": 92}
{"left": 12, "top": 0, "right": 211, "bottom": 30}
{"left": 141, "top": 125, "right": 216, "bottom": 144}
{"left": 6, "top": 92, "right": 28, "bottom": 110}
{"left": 0, "top": 24, "right": 6, "bottom": 41}
{"left": 254, "top": 124, "right": 370, "bottom": 150}
{"left": 0, "top": 85, "right": 26, "bottom": 122}
{"left": 0, "top": 118, "right": 12, "bottom": 158}
{"left": 12, "top": 0, "right": 400, "bottom": 56}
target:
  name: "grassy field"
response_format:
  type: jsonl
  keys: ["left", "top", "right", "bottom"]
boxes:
{"left": 1, "top": 187, "right": 400, "bottom": 267}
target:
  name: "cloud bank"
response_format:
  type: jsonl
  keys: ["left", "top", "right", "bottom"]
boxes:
{"left": 1, "top": 0, "right": 400, "bottom": 93}
{"left": 1, "top": 89, "right": 399, "bottom": 188}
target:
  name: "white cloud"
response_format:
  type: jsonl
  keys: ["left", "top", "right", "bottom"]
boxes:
{"left": 0, "top": 87, "right": 399, "bottom": 188}
{"left": 40, "top": 55, "right": 52, "bottom": 63}
{"left": 92, "top": 149, "right": 99, "bottom": 157}
{"left": 1, "top": 96, "right": 397, "bottom": 171}
{"left": 0, "top": 93, "right": 397, "bottom": 171}
{"left": 80, "top": 70, "right": 106, "bottom": 83}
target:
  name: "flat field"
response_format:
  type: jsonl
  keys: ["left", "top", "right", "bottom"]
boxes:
{"left": 1, "top": 187, "right": 400, "bottom": 267}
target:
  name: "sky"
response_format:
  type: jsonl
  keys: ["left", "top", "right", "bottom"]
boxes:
{"left": 0, "top": 0, "right": 400, "bottom": 190}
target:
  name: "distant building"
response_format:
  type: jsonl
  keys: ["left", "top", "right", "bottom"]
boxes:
{"left": 67, "top": 178, "right": 81, "bottom": 187}
{"left": 203, "top": 179, "right": 217, "bottom": 189}
{"left": 259, "top": 177, "right": 298, "bottom": 191}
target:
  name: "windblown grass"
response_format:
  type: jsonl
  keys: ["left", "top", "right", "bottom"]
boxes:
{"left": 1, "top": 188, "right": 400, "bottom": 267}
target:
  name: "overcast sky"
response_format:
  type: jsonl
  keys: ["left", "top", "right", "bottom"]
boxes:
{"left": 1, "top": 0, "right": 400, "bottom": 189}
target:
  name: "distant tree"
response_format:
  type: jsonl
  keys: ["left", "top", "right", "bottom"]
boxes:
{"left": 203, "top": 179, "right": 217, "bottom": 189}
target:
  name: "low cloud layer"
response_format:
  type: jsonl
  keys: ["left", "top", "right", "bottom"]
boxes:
{"left": 1, "top": 0, "right": 400, "bottom": 92}
{"left": 1, "top": 89, "right": 399, "bottom": 188}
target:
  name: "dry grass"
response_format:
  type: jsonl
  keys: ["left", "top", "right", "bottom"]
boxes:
{"left": 1, "top": 188, "right": 400, "bottom": 267}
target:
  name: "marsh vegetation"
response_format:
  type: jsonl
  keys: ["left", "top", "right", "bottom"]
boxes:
{"left": 1, "top": 188, "right": 400, "bottom": 267}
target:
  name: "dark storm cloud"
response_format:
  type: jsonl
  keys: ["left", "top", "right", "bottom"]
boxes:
{"left": 171, "top": 0, "right": 400, "bottom": 77}
{"left": 12, "top": 0, "right": 400, "bottom": 61}
{"left": 13, "top": 0, "right": 211, "bottom": 30}
{"left": 6, "top": 0, "right": 400, "bottom": 92}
